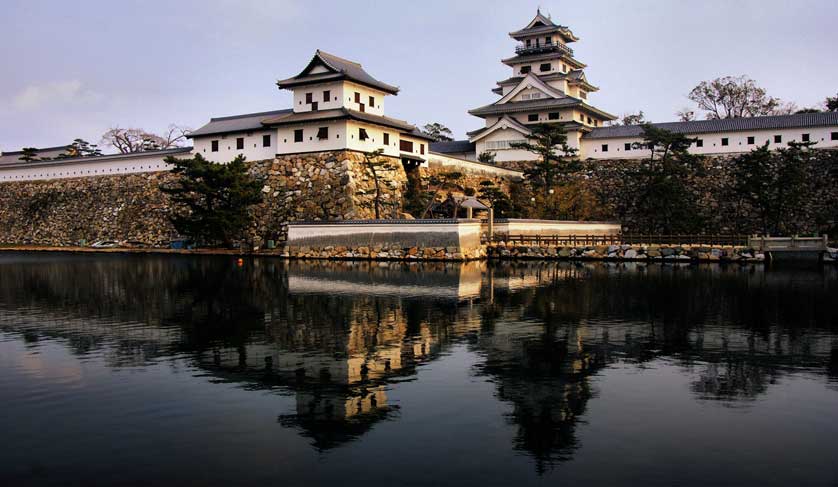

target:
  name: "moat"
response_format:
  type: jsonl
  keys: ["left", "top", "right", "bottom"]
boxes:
{"left": 1, "top": 254, "right": 837, "bottom": 486}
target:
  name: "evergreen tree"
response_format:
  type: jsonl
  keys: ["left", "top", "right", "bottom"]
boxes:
{"left": 632, "top": 124, "right": 705, "bottom": 234}
{"left": 827, "top": 92, "right": 838, "bottom": 112}
{"left": 19, "top": 147, "right": 39, "bottom": 162}
{"left": 478, "top": 151, "right": 496, "bottom": 164}
{"left": 57, "top": 139, "right": 103, "bottom": 158}
{"left": 509, "top": 123, "right": 579, "bottom": 197}
{"left": 422, "top": 123, "right": 454, "bottom": 142}
{"left": 477, "top": 180, "right": 513, "bottom": 217}
{"left": 730, "top": 141, "right": 820, "bottom": 236}
{"left": 160, "top": 154, "right": 263, "bottom": 247}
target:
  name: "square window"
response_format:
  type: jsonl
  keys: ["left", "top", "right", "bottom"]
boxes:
{"left": 696, "top": 139, "right": 703, "bottom": 148}
{"left": 236, "top": 137, "right": 244, "bottom": 150}
{"left": 317, "top": 127, "right": 328, "bottom": 140}
{"left": 802, "top": 133, "right": 810, "bottom": 142}
{"left": 721, "top": 138, "right": 729, "bottom": 146}
{"left": 262, "top": 134, "right": 271, "bottom": 147}
{"left": 294, "top": 129, "right": 303, "bottom": 143}
{"left": 832, "top": 132, "right": 838, "bottom": 141}
{"left": 747, "top": 136, "right": 755, "bottom": 145}
{"left": 211, "top": 140, "right": 218, "bottom": 152}
{"left": 527, "top": 114, "right": 538, "bottom": 122}
{"left": 323, "top": 90, "right": 330, "bottom": 102}
{"left": 539, "top": 63, "right": 551, "bottom": 72}
{"left": 624, "top": 143, "right": 631, "bottom": 151}
{"left": 601, "top": 144, "right": 608, "bottom": 152}
{"left": 383, "top": 133, "right": 390, "bottom": 145}
{"left": 548, "top": 112, "right": 560, "bottom": 120}
{"left": 359, "top": 128, "right": 369, "bottom": 141}
{"left": 305, "top": 93, "right": 312, "bottom": 104}
{"left": 774, "top": 135, "right": 782, "bottom": 143}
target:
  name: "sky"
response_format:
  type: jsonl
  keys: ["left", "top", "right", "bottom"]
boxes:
{"left": 2, "top": 0, "right": 837, "bottom": 152}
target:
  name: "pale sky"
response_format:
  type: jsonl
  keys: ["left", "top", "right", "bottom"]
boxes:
{"left": 2, "top": 0, "right": 836, "bottom": 152}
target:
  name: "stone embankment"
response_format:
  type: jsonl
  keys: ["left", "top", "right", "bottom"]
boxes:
{"left": 488, "top": 242, "right": 768, "bottom": 263}
{"left": 284, "top": 244, "right": 487, "bottom": 261}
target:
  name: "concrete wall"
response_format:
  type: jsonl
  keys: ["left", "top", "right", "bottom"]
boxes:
{"left": 285, "top": 220, "right": 485, "bottom": 260}
{"left": 492, "top": 219, "right": 621, "bottom": 237}
{"left": 427, "top": 152, "right": 524, "bottom": 179}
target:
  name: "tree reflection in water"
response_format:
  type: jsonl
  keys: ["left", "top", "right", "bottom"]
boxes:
{"left": 0, "top": 254, "right": 837, "bottom": 471}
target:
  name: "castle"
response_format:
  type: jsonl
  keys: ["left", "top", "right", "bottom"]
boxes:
{"left": 2, "top": 9, "right": 838, "bottom": 183}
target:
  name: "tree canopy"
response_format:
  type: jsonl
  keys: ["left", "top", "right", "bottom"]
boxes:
{"left": 160, "top": 154, "right": 263, "bottom": 247}
{"left": 687, "top": 75, "right": 790, "bottom": 119}
{"left": 57, "top": 139, "right": 102, "bottom": 158}
{"left": 827, "top": 92, "right": 838, "bottom": 112}
{"left": 102, "top": 125, "right": 191, "bottom": 153}
{"left": 422, "top": 123, "right": 454, "bottom": 142}
{"left": 509, "top": 123, "right": 578, "bottom": 197}
{"left": 615, "top": 111, "right": 649, "bottom": 126}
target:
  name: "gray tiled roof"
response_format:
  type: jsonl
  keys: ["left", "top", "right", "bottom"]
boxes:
{"left": 261, "top": 108, "right": 423, "bottom": 135}
{"left": 429, "top": 140, "right": 475, "bottom": 154}
{"left": 277, "top": 50, "right": 399, "bottom": 95}
{"left": 584, "top": 112, "right": 838, "bottom": 139}
{"left": 0, "top": 147, "right": 192, "bottom": 169}
{"left": 188, "top": 109, "right": 291, "bottom": 138}
{"left": 502, "top": 52, "right": 586, "bottom": 68}
{"left": 469, "top": 97, "right": 616, "bottom": 121}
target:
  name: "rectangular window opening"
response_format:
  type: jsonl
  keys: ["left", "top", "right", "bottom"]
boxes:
{"left": 211, "top": 140, "right": 218, "bottom": 152}
{"left": 527, "top": 114, "right": 538, "bottom": 122}
{"left": 262, "top": 134, "right": 271, "bottom": 147}
{"left": 317, "top": 127, "right": 329, "bottom": 140}
{"left": 383, "top": 133, "right": 390, "bottom": 145}
{"left": 323, "top": 90, "right": 330, "bottom": 102}
{"left": 236, "top": 137, "right": 244, "bottom": 150}
{"left": 747, "top": 136, "right": 755, "bottom": 145}
{"left": 774, "top": 135, "right": 782, "bottom": 143}
{"left": 548, "top": 112, "right": 560, "bottom": 120}
{"left": 359, "top": 128, "right": 369, "bottom": 141}
{"left": 721, "top": 138, "right": 729, "bottom": 146}
{"left": 601, "top": 144, "right": 608, "bottom": 152}
{"left": 294, "top": 129, "right": 303, "bottom": 143}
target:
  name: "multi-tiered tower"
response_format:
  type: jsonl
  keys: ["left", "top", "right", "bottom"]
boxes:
{"left": 467, "top": 10, "right": 616, "bottom": 162}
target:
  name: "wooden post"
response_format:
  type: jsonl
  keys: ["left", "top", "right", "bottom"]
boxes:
{"left": 488, "top": 208, "right": 494, "bottom": 241}
{"left": 467, "top": 207, "right": 473, "bottom": 219}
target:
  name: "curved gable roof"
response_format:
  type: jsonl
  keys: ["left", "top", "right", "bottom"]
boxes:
{"left": 468, "top": 115, "right": 532, "bottom": 142}
{"left": 276, "top": 50, "right": 399, "bottom": 95}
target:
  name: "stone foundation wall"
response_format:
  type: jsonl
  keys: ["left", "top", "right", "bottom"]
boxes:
{"left": 488, "top": 242, "right": 766, "bottom": 262}
{"left": 285, "top": 244, "right": 487, "bottom": 261}
{"left": 0, "top": 172, "right": 178, "bottom": 246}
{"left": 249, "top": 150, "right": 408, "bottom": 245}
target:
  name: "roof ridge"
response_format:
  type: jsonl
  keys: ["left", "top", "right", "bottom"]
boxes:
{"left": 209, "top": 109, "right": 291, "bottom": 122}
{"left": 316, "top": 49, "right": 363, "bottom": 69}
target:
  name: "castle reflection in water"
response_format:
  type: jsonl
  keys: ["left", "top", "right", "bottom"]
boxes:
{"left": 1, "top": 254, "right": 837, "bottom": 470}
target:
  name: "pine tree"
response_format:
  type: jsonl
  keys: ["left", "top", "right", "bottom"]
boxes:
{"left": 509, "top": 123, "right": 579, "bottom": 197}
{"left": 19, "top": 147, "right": 39, "bottom": 162}
{"left": 160, "top": 154, "right": 263, "bottom": 247}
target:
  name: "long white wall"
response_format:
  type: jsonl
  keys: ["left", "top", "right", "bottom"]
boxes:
{"left": 0, "top": 150, "right": 192, "bottom": 182}
{"left": 583, "top": 126, "right": 838, "bottom": 159}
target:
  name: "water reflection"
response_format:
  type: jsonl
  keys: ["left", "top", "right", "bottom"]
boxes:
{"left": 0, "top": 254, "right": 837, "bottom": 477}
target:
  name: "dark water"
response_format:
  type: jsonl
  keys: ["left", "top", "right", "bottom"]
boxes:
{"left": 1, "top": 254, "right": 837, "bottom": 486}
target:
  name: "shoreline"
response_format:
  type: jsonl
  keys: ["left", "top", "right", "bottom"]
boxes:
{"left": 1, "top": 244, "right": 834, "bottom": 264}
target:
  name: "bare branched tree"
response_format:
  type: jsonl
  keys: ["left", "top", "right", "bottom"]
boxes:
{"left": 687, "top": 75, "right": 786, "bottom": 119}
{"left": 101, "top": 124, "right": 192, "bottom": 153}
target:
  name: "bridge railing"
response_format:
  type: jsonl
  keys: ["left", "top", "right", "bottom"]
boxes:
{"left": 493, "top": 234, "right": 751, "bottom": 247}
{"left": 748, "top": 235, "right": 828, "bottom": 252}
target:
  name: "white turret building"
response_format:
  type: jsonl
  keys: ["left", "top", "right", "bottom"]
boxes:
{"left": 465, "top": 10, "right": 616, "bottom": 162}
{"left": 188, "top": 50, "right": 433, "bottom": 168}
{"left": 430, "top": 10, "right": 838, "bottom": 162}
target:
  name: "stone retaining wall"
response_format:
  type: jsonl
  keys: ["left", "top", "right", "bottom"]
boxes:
{"left": 488, "top": 242, "right": 767, "bottom": 263}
